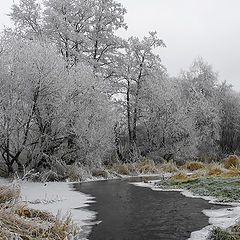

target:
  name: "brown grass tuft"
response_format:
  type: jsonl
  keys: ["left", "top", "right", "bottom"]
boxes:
{"left": 205, "top": 162, "right": 240, "bottom": 177}
{"left": 170, "top": 171, "right": 189, "bottom": 180}
{"left": 158, "top": 160, "right": 178, "bottom": 172}
{"left": 16, "top": 205, "right": 54, "bottom": 221}
{"left": 92, "top": 169, "right": 108, "bottom": 178}
{"left": 0, "top": 184, "right": 79, "bottom": 240}
{"left": 180, "top": 161, "right": 205, "bottom": 171}
{"left": 229, "top": 222, "right": 240, "bottom": 239}
{"left": 140, "top": 158, "right": 155, "bottom": 168}
{"left": 113, "top": 164, "right": 130, "bottom": 175}
{"left": 136, "top": 158, "right": 157, "bottom": 173}
{"left": 190, "top": 172, "right": 205, "bottom": 178}
{"left": 224, "top": 155, "right": 240, "bottom": 169}
{"left": 170, "top": 171, "right": 204, "bottom": 180}
{"left": 125, "top": 163, "right": 136, "bottom": 173}
{"left": 207, "top": 162, "right": 226, "bottom": 176}
{"left": 220, "top": 167, "right": 240, "bottom": 177}
{"left": 0, "top": 184, "right": 20, "bottom": 204}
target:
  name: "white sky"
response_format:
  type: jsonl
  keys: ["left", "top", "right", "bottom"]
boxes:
{"left": 0, "top": 0, "right": 240, "bottom": 91}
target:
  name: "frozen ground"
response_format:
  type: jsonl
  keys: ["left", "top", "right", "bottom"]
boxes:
{"left": 1, "top": 174, "right": 239, "bottom": 240}
{"left": 20, "top": 181, "right": 97, "bottom": 238}
{"left": 132, "top": 181, "right": 240, "bottom": 240}
{"left": 0, "top": 178, "right": 96, "bottom": 239}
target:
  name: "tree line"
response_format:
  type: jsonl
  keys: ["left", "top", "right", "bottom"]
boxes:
{"left": 0, "top": 0, "right": 239, "bottom": 175}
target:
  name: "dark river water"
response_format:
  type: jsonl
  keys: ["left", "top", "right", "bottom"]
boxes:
{"left": 74, "top": 177, "right": 222, "bottom": 240}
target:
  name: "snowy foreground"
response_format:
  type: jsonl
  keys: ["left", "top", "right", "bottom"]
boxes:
{"left": 132, "top": 181, "right": 240, "bottom": 240}
{"left": 1, "top": 176, "right": 239, "bottom": 240}
{"left": 0, "top": 179, "right": 96, "bottom": 239}
{"left": 20, "top": 178, "right": 240, "bottom": 240}
{"left": 20, "top": 181, "right": 96, "bottom": 238}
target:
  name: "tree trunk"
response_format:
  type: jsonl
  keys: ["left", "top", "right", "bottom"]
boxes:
{"left": 7, "top": 164, "right": 13, "bottom": 176}
{"left": 113, "top": 124, "right": 124, "bottom": 161}
{"left": 132, "top": 62, "right": 143, "bottom": 146}
{"left": 126, "top": 78, "right": 133, "bottom": 152}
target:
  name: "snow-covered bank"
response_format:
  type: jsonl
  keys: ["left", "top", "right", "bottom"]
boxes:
{"left": 0, "top": 177, "right": 97, "bottom": 239}
{"left": 84, "top": 172, "right": 167, "bottom": 182}
{"left": 19, "top": 181, "right": 96, "bottom": 238}
{"left": 189, "top": 206, "right": 240, "bottom": 240}
{"left": 131, "top": 181, "right": 240, "bottom": 240}
{"left": 0, "top": 173, "right": 164, "bottom": 238}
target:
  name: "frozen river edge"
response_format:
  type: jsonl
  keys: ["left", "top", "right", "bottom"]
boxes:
{"left": 19, "top": 181, "right": 97, "bottom": 239}
{"left": 132, "top": 181, "right": 240, "bottom": 240}
{"left": 1, "top": 176, "right": 239, "bottom": 240}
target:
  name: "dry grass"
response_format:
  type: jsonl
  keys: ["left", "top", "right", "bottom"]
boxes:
{"left": 112, "top": 164, "right": 130, "bottom": 175}
{"left": 168, "top": 159, "right": 240, "bottom": 180}
{"left": 65, "top": 164, "right": 92, "bottom": 182}
{"left": 219, "top": 167, "right": 240, "bottom": 177}
{"left": 136, "top": 158, "right": 157, "bottom": 174}
{"left": 180, "top": 161, "right": 205, "bottom": 171}
{"left": 229, "top": 222, "right": 240, "bottom": 239}
{"left": 138, "top": 165, "right": 154, "bottom": 173}
{"left": 170, "top": 159, "right": 240, "bottom": 180}
{"left": 0, "top": 208, "right": 76, "bottom": 239}
{"left": 224, "top": 155, "right": 240, "bottom": 169}
{"left": 206, "top": 162, "right": 227, "bottom": 176}
{"left": 170, "top": 171, "right": 204, "bottom": 180}
{"left": 158, "top": 160, "right": 178, "bottom": 172}
{"left": 208, "top": 222, "right": 240, "bottom": 239}
{"left": 16, "top": 205, "right": 53, "bottom": 221}
{"left": 190, "top": 172, "right": 205, "bottom": 178}
{"left": 109, "top": 158, "right": 159, "bottom": 175}
{"left": 107, "top": 156, "right": 240, "bottom": 178}
{"left": 170, "top": 171, "right": 189, "bottom": 180}
{"left": 125, "top": 163, "right": 136, "bottom": 173}
{"left": 140, "top": 158, "right": 155, "bottom": 167}
{"left": 92, "top": 169, "right": 108, "bottom": 178}
{"left": 0, "top": 184, "right": 79, "bottom": 240}
{"left": 0, "top": 184, "right": 20, "bottom": 205}
{"left": 205, "top": 162, "right": 240, "bottom": 177}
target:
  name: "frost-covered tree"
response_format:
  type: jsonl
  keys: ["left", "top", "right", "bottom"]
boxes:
{"left": 9, "top": 0, "right": 43, "bottom": 38}
{"left": 10, "top": 0, "right": 127, "bottom": 74}
{"left": 217, "top": 83, "right": 240, "bottom": 155}
{"left": 0, "top": 35, "right": 66, "bottom": 174}
{"left": 8, "top": 0, "right": 239, "bottom": 166}
{"left": 0, "top": 34, "right": 115, "bottom": 174}
{"left": 114, "top": 32, "right": 165, "bottom": 158}
{"left": 60, "top": 64, "right": 115, "bottom": 166}
{"left": 180, "top": 58, "right": 220, "bottom": 158}
{"left": 139, "top": 75, "right": 197, "bottom": 160}
{"left": 43, "top": 0, "right": 127, "bottom": 70}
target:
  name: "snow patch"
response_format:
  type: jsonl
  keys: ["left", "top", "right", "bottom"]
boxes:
{"left": 19, "top": 181, "right": 96, "bottom": 238}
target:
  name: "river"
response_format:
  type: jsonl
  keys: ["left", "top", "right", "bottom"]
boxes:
{"left": 74, "top": 177, "right": 222, "bottom": 240}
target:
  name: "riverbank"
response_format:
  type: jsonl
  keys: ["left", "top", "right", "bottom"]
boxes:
{"left": 75, "top": 178, "right": 221, "bottom": 240}
{"left": 132, "top": 176, "right": 240, "bottom": 240}
{"left": 0, "top": 156, "right": 239, "bottom": 239}
{"left": 0, "top": 178, "right": 97, "bottom": 239}
{"left": 0, "top": 172, "right": 166, "bottom": 239}
{"left": 0, "top": 174, "right": 239, "bottom": 240}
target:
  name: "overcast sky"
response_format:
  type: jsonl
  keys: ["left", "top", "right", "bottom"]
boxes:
{"left": 1, "top": 0, "right": 240, "bottom": 91}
